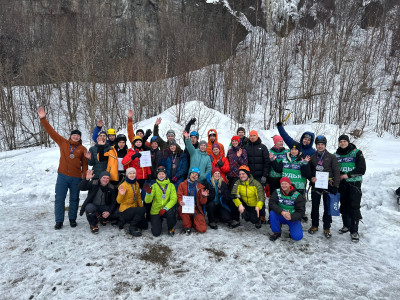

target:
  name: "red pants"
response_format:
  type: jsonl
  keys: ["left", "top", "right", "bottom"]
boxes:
{"left": 179, "top": 211, "right": 207, "bottom": 233}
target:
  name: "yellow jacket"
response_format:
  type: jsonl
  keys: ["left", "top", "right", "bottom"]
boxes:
{"left": 97, "top": 146, "right": 119, "bottom": 182}
{"left": 116, "top": 181, "right": 143, "bottom": 212}
{"left": 231, "top": 176, "right": 265, "bottom": 210}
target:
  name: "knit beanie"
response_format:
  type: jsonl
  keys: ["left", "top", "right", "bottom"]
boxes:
{"left": 272, "top": 135, "right": 283, "bottom": 145}
{"left": 211, "top": 167, "right": 221, "bottom": 176}
{"left": 338, "top": 135, "right": 350, "bottom": 143}
{"left": 99, "top": 171, "right": 111, "bottom": 179}
{"left": 231, "top": 136, "right": 241, "bottom": 143}
{"left": 126, "top": 167, "right": 136, "bottom": 175}
{"left": 238, "top": 165, "right": 251, "bottom": 177}
{"left": 249, "top": 130, "right": 258, "bottom": 139}
{"left": 71, "top": 129, "right": 82, "bottom": 137}
{"left": 280, "top": 177, "right": 291, "bottom": 185}
{"left": 199, "top": 140, "right": 207, "bottom": 147}
{"left": 212, "top": 143, "right": 220, "bottom": 150}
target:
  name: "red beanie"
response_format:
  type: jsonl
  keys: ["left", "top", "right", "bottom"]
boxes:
{"left": 280, "top": 177, "right": 291, "bottom": 185}
{"left": 211, "top": 167, "right": 221, "bottom": 176}
{"left": 273, "top": 135, "right": 283, "bottom": 145}
{"left": 249, "top": 130, "right": 258, "bottom": 139}
{"left": 231, "top": 136, "right": 241, "bottom": 143}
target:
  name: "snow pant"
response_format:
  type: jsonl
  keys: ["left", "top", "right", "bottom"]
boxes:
{"left": 119, "top": 207, "right": 146, "bottom": 232}
{"left": 179, "top": 210, "right": 207, "bottom": 233}
{"left": 311, "top": 188, "right": 331, "bottom": 229}
{"left": 339, "top": 181, "right": 362, "bottom": 233}
{"left": 85, "top": 203, "right": 118, "bottom": 226}
{"left": 206, "top": 202, "right": 232, "bottom": 224}
{"left": 269, "top": 210, "right": 303, "bottom": 241}
{"left": 242, "top": 203, "right": 260, "bottom": 224}
{"left": 54, "top": 173, "right": 82, "bottom": 223}
{"left": 150, "top": 205, "right": 177, "bottom": 237}
{"left": 140, "top": 179, "right": 154, "bottom": 222}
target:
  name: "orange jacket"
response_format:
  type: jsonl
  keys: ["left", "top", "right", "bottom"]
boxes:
{"left": 127, "top": 118, "right": 151, "bottom": 148}
{"left": 40, "top": 118, "right": 88, "bottom": 178}
{"left": 206, "top": 129, "right": 225, "bottom": 156}
{"left": 177, "top": 180, "right": 208, "bottom": 215}
{"left": 116, "top": 180, "right": 143, "bottom": 212}
{"left": 98, "top": 146, "right": 119, "bottom": 182}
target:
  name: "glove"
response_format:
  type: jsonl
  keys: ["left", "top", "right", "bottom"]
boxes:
{"left": 131, "top": 152, "right": 142, "bottom": 160}
{"left": 145, "top": 129, "right": 152, "bottom": 136}
{"left": 143, "top": 183, "right": 152, "bottom": 194}
{"left": 188, "top": 118, "right": 196, "bottom": 126}
{"left": 171, "top": 176, "right": 178, "bottom": 183}
{"left": 79, "top": 207, "right": 84, "bottom": 216}
{"left": 276, "top": 122, "right": 283, "bottom": 127}
{"left": 217, "top": 159, "right": 224, "bottom": 167}
{"left": 260, "top": 176, "right": 267, "bottom": 185}
{"left": 159, "top": 208, "right": 167, "bottom": 216}
{"left": 329, "top": 186, "right": 338, "bottom": 195}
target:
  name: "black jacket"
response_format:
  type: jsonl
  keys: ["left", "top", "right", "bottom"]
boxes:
{"left": 335, "top": 143, "right": 366, "bottom": 178}
{"left": 269, "top": 186, "right": 305, "bottom": 222}
{"left": 271, "top": 152, "right": 312, "bottom": 179}
{"left": 79, "top": 179, "right": 117, "bottom": 216}
{"left": 205, "top": 180, "right": 231, "bottom": 206}
{"left": 309, "top": 150, "right": 341, "bottom": 189}
{"left": 244, "top": 137, "right": 270, "bottom": 180}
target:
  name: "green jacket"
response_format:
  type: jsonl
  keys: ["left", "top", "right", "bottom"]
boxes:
{"left": 145, "top": 179, "right": 177, "bottom": 215}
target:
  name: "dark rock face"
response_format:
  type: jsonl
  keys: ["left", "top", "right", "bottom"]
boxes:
{"left": 0, "top": 0, "right": 248, "bottom": 84}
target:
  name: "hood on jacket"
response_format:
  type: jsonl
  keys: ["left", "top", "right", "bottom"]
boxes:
{"left": 336, "top": 143, "right": 357, "bottom": 155}
{"left": 300, "top": 131, "right": 315, "bottom": 150}
{"left": 207, "top": 128, "right": 220, "bottom": 144}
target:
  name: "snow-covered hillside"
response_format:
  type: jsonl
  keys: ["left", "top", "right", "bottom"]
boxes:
{"left": 1, "top": 103, "right": 400, "bottom": 299}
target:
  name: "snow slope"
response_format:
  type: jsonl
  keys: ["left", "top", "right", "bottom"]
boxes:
{"left": 1, "top": 103, "right": 400, "bottom": 299}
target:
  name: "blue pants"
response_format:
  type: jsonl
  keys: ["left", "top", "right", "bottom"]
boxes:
{"left": 269, "top": 210, "right": 303, "bottom": 241}
{"left": 54, "top": 173, "right": 82, "bottom": 223}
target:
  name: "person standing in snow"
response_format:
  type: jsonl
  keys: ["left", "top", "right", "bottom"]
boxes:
{"left": 226, "top": 135, "right": 248, "bottom": 192}
{"left": 335, "top": 135, "right": 366, "bottom": 242}
{"left": 159, "top": 139, "right": 188, "bottom": 189}
{"left": 153, "top": 117, "right": 181, "bottom": 152}
{"left": 183, "top": 117, "right": 199, "bottom": 167}
{"left": 206, "top": 129, "right": 225, "bottom": 156}
{"left": 183, "top": 131, "right": 212, "bottom": 185}
{"left": 144, "top": 166, "right": 177, "bottom": 237}
{"left": 127, "top": 109, "right": 152, "bottom": 148}
{"left": 101, "top": 134, "right": 128, "bottom": 186}
{"left": 268, "top": 135, "right": 287, "bottom": 193}
{"left": 79, "top": 170, "right": 118, "bottom": 234}
{"left": 236, "top": 127, "right": 250, "bottom": 148}
{"left": 117, "top": 168, "right": 146, "bottom": 236}
{"left": 177, "top": 167, "right": 209, "bottom": 235}
{"left": 276, "top": 122, "right": 316, "bottom": 157}
{"left": 231, "top": 165, "right": 265, "bottom": 229}
{"left": 308, "top": 135, "right": 340, "bottom": 239}
{"left": 269, "top": 177, "right": 306, "bottom": 242}
{"left": 86, "top": 131, "right": 110, "bottom": 179}
{"left": 91, "top": 119, "right": 117, "bottom": 147}
{"left": 37, "top": 107, "right": 88, "bottom": 230}
{"left": 149, "top": 136, "right": 162, "bottom": 180}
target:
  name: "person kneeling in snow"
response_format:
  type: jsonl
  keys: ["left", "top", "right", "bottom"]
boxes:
{"left": 269, "top": 177, "right": 306, "bottom": 241}
{"left": 116, "top": 168, "right": 146, "bottom": 237}
{"left": 177, "top": 167, "right": 209, "bottom": 235}
{"left": 79, "top": 171, "right": 118, "bottom": 234}
{"left": 231, "top": 165, "right": 265, "bottom": 229}
{"left": 144, "top": 166, "right": 178, "bottom": 237}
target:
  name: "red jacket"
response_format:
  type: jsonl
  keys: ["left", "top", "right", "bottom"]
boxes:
{"left": 122, "top": 148, "right": 151, "bottom": 180}
{"left": 209, "top": 153, "right": 230, "bottom": 182}
{"left": 177, "top": 180, "right": 208, "bottom": 215}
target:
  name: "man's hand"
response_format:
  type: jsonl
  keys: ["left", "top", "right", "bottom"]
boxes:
{"left": 86, "top": 170, "right": 94, "bottom": 180}
{"left": 302, "top": 155, "right": 311, "bottom": 163}
{"left": 238, "top": 204, "right": 245, "bottom": 214}
{"left": 96, "top": 120, "right": 104, "bottom": 128}
{"left": 340, "top": 174, "right": 348, "bottom": 180}
{"left": 128, "top": 109, "right": 134, "bottom": 119}
{"left": 311, "top": 177, "right": 317, "bottom": 183}
{"left": 281, "top": 211, "right": 291, "bottom": 220}
{"left": 255, "top": 206, "right": 260, "bottom": 218}
{"left": 102, "top": 211, "right": 110, "bottom": 219}
{"left": 97, "top": 136, "right": 106, "bottom": 145}
{"left": 155, "top": 117, "right": 162, "bottom": 125}
{"left": 37, "top": 107, "right": 46, "bottom": 119}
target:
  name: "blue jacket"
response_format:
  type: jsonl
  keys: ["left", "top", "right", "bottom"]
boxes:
{"left": 160, "top": 149, "right": 189, "bottom": 189}
{"left": 277, "top": 125, "right": 316, "bottom": 157}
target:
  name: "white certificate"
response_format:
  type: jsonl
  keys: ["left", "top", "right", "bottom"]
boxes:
{"left": 117, "top": 158, "right": 124, "bottom": 171}
{"left": 182, "top": 196, "right": 195, "bottom": 214}
{"left": 139, "top": 151, "right": 152, "bottom": 167}
{"left": 315, "top": 171, "right": 329, "bottom": 189}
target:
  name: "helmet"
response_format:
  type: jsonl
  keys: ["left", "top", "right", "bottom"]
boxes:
{"left": 315, "top": 135, "right": 327, "bottom": 145}
{"left": 150, "top": 136, "right": 159, "bottom": 143}
{"left": 116, "top": 134, "right": 127, "bottom": 143}
{"left": 166, "top": 129, "right": 175, "bottom": 137}
{"left": 189, "top": 167, "right": 201, "bottom": 176}
{"left": 107, "top": 128, "right": 116, "bottom": 135}
{"left": 132, "top": 136, "right": 143, "bottom": 144}
{"left": 190, "top": 131, "right": 199, "bottom": 138}
{"left": 156, "top": 166, "right": 167, "bottom": 175}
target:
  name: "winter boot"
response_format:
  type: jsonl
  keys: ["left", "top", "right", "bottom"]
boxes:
{"left": 302, "top": 215, "right": 309, "bottom": 223}
{"left": 324, "top": 229, "right": 332, "bottom": 239}
{"left": 229, "top": 220, "right": 240, "bottom": 228}
{"left": 255, "top": 219, "right": 262, "bottom": 229}
{"left": 339, "top": 226, "right": 349, "bottom": 234}
{"left": 54, "top": 222, "right": 63, "bottom": 230}
{"left": 98, "top": 215, "right": 107, "bottom": 226}
{"left": 308, "top": 226, "right": 318, "bottom": 234}
{"left": 209, "top": 222, "right": 218, "bottom": 230}
{"left": 129, "top": 226, "right": 142, "bottom": 237}
{"left": 69, "top": 219, "right": 77, "bottom": 228}
{"left": 184, "top": 228, "right": 191, "bottom": 235}
{"left": 90, "top": 224, "right": 99, "bottom": 234}
{"left": 269, "top": 232, "right": 281, "bottom": 242}
{"left": 168, "top": 228, "right": 175, "bottom": 237}
{"left": 350, "top": 232, "right": 359, "bottom": 243}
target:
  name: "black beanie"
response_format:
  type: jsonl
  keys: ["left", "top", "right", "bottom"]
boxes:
{"left": 99, "top": 171, "right": 111, "bottom": 179}
{"left": 71, "top": 130, "right": 81, "bottom": 137}
{"left": 136, "top": 129, "right": 144, "bottom": 135}
{"left": 338, "top": 135, "right": 350, "bottom": 143}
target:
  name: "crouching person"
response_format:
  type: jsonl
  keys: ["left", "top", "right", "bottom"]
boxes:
{"left": 269, "top": 177, "right": 306, "bottom": 241}
{"left": 177, "top": 167, "right": 209, "bottom": 235}
{"left": 231, "top": 165, "right": 265, "bottom": 229}
{"left": 144, "top": 166, "right": 177, "bottom": 237}
{"left": 79, "top": 170, "right": 118, "bottom": 234}
{"left": 116, "top": 168, "right": 146, "bottom": 236}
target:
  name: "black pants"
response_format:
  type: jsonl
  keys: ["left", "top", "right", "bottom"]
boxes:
{"left": 311, "top": 189, "right": 331, "bottom": 229}
{"left": 120, "top": 207, "right": 146, "bottom": 230}
{"left": 150, "top": 206, "right": 177, "bottom": 237}
{"left": 339, "top": 181, "right": 362, "bottom": 233}
{"left": 242, "top": 203, "right": 260, "bottom": 224}
{"left": 206, "top": 202, "right": 232, "bottom": 224}
{"left": 227, "top": 176, "right": 239, "bottom": 193}
{"left": 85, "top": 203, "right": 118, "bottom": 226}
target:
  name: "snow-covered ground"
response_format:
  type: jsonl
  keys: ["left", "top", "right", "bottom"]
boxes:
{"left": 1, "top": 103, "right": 400, "bottom": 299}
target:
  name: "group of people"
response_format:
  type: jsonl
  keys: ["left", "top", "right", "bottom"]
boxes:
{"left": 37, "top": 107, "right": 366, "bottom": 242}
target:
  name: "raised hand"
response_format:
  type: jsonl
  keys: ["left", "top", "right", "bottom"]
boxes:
{"left": 155, "top": 117, "right": 162, "bottom": 125}
{"left": 84, "top": 151, "right": 92, "bottom": 160}
{"left": 269, "top": 153, "right": 276, "bottom": 160}
{"left": 202, "top": 189, "right": 209, "bottom": 197}
{"left": 97, "top": 136, "right": 106, "bottom": 145}
{"left": 302, "top": 155, "right": 311, "bottom": 162}
{"left": 97, "top": 119, "right": 104, "bottom": 128}
{"left": 118, "top": 184, "right": 127, "bottom": 195}
{"left": 128, "top": 109, "right": 134, "bottom": 119}
{"left": 237, "top": 148, "right": 242, "bottom": 157}
{"left": 86, "top": 169, "right": 94, "bottom": 180}
{"left": 183, "top": 131, "right": 189, "bottom": 139}
{"left": 37, "top": 107, "right": 46, "bottom": 119}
